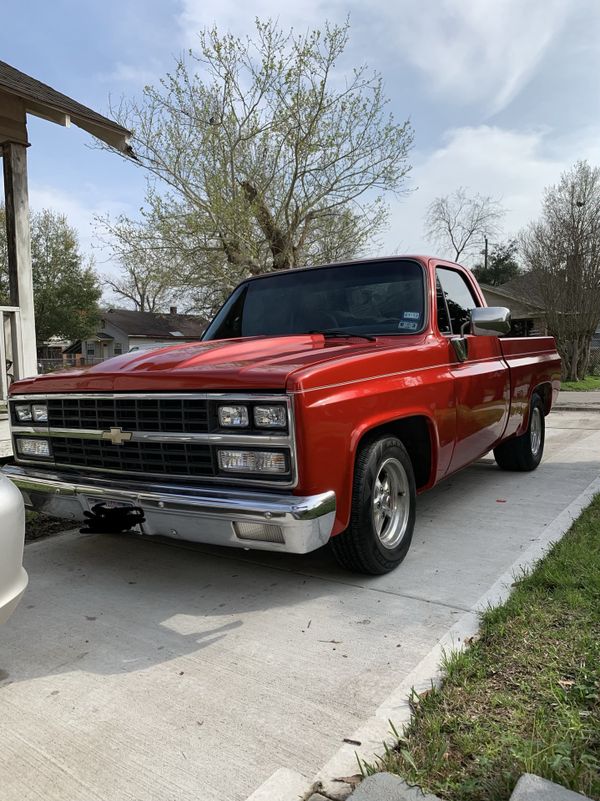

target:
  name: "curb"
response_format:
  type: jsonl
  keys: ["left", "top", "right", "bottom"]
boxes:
{"left": 554, "top": 405, "right": 600, "bottom": 413}
{"left": 245, "top": 475, "right": 600, "bottom": 801}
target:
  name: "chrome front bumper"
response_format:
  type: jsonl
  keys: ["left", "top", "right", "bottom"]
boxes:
{"left": 1, "top": 464, "right": 336, "bottom": 554}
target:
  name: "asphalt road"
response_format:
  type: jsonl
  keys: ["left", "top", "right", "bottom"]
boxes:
{"left": 1, "top": 410, "right": 600, "bottom": 801}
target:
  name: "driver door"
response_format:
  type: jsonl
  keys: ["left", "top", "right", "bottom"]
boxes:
{"left": 436, "top": 266, "right": 510, "bottom": 473}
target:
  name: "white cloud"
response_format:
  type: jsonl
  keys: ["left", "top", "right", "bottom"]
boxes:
{"left": 177, "top": 0, "right": 338, "bottom": 44}
{"left": 98, "top": 61, "right": 161, "bottom": 86}
{"left": 177, "top": 0, "right": 570, "bottom": 112}
{"left": 388, "top": 0, "right": 570, "bottom": 113}
{"left": 28, "top": 184, "right": 133, "bottom": 276}
{"left": 382, "top": 124, "right": 600, "bottom": 261}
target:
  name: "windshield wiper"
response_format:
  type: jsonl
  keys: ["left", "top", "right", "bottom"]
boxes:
{"left": 309, "top": 329, "right": 377, "bottom": 342}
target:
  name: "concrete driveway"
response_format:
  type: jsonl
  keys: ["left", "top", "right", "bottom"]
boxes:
{"left": 1, "top": 410, "right": 600, "bottom": 801}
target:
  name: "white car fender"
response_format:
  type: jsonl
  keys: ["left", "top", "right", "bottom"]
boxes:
{"left": 0, "top": 474, "right": 28, "bottom": 624}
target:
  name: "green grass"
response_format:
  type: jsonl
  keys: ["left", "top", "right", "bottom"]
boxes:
{"left": 361, "top": 495, "right": 600, "bottom": 801}
{"left": 561, "top": 375, "right": 600, "bottom": 391}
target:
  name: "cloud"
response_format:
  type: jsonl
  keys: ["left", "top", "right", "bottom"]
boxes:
{"left": 176, "top": 0, "right": 570, "bottom": 112}
{"left": 98, "top": 61, "right": 161, "bottom": 86}
{"left": 388, "top": 0, "right": 570, "bottom": 113}
{"left": 28, "top": 184, "right": 133, "bottom": 276}
{"left": 382, "top": 124, "right": 600, "bottom": 261}
{"left": 177, "top": 0, "right": 338, "bottom": 44}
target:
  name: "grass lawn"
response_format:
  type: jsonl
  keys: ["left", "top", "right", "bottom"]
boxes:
{"left": 25, "top": 511, "right": 75, "bottom": 542}
{"left": 561, "top": 375, "right": 600, "bottom": 391}
{"left": 364, "top": 495, "right": 600, "bottom": 801}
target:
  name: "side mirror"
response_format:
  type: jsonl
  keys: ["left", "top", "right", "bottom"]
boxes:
{"left": 470, "top": 307, "right": 511, "bottom": 337}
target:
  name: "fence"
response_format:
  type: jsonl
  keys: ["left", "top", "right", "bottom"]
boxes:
{"left": 588, "top": 349, "right": 600, "bottom": 376}
{"left": 0, "top": 306, "right": 24, "bottom": 402}
{"left": 36, "top": 356, "right": 106, "bottom": 375}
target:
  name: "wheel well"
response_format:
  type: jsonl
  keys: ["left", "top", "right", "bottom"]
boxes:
{"left": 356, "top": 416, "right": 433, "bottom": 490}
{"left": 534, "top": 382, "right": 553, "bottom": 415}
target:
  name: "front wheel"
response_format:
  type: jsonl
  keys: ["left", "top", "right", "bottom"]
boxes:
{"left": 330, "top": 436, "right": 416, "bottom": 575}
{"left": 493, "top": 393, "right": 545, "bottom": 471}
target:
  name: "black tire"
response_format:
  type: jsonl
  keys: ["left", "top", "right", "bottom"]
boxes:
{"left": 330, "top": 436, "right": 416, "bottom": 575}
{"left": 493, "top": 393, "right": 545, "bottom": 471}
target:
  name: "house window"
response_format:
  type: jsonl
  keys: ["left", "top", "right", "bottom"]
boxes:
{"left": 86, "top": 343, "right": 95, "bottom": 358}
{"left": 114, "top": 343, "right": 123, "bottom": 355}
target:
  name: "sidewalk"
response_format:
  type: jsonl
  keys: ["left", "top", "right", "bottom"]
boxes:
{"left": 554, "top": 390, "right": 600, "bottom": 412}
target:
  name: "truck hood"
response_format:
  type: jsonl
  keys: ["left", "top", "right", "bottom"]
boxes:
{"left": 11, "top": 335, "right": 410, "bottom": 394}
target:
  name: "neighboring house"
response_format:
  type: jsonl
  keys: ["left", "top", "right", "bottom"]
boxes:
{"left": 480, "top": 274, "right": 548, "bottom": 337}
{"left": 64, "top": 307, "right": 208, "bottom": 365}
{"left": 481, "top": 271, "right": 600, "bottom": 346}
{"left": 37, "top": 337, "right": 71, "bottom": 361}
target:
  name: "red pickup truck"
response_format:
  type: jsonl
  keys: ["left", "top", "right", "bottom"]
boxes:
{"left": 2, "top": 257, "right": 560, "bottom": 574}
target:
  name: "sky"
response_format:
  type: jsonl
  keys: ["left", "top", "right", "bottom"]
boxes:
{"left": 1, "top": 0, "right": 600, "bottom": 295}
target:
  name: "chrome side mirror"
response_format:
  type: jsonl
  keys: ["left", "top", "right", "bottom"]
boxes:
{"left": 470, "top": 307, "right": 511, "bottom": 337}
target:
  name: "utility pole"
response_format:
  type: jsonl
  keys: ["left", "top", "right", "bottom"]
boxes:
{"left": 484, "top": 236, "right": 489, "bottom": 271}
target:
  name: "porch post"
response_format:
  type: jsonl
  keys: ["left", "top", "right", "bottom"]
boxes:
{"left": 2, "top": 141, "right": 38, "bottom": 377}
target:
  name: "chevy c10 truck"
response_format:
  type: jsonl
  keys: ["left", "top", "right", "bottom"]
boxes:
{"left": 2, "top": 256, "right": 561, "bottom": 574}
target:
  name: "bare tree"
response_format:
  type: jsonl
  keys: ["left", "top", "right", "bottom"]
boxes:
{"left": 104, "top": 19, "right": 413, "bottom": 284}
{"left": 424, "top": 187, "right": 505, "bottom": 262}
{"left": 521, "top": 161, "right": 600, "bottom": 381}
{"left": 97, "top": 215, "right": 189, "bottom": 312}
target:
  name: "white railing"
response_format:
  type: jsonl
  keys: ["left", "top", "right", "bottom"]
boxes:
{"left": 0, "top": 306, "right": 24, "bottom": 402}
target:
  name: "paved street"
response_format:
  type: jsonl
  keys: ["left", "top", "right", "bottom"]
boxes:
{"left": 1, "top": 410, "right": 600, "bottom": 801}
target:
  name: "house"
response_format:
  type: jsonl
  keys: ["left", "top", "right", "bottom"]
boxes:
{"left": 64, "top": 307, "right": 208, "bottom": 365}
{"left": 479, "top": 273, "right": 548, "bottom": 337}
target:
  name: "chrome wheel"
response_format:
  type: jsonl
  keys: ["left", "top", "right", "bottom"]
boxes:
{"left": 372, "top": 457, "right": 410, "bottom": 549}
{"left": 530, "top": 407, "right": 542, "bottom": 457}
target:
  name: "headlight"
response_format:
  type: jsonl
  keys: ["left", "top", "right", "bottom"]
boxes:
{"left": 32, "top": 403, "right": 48, "bottom": 423}
{"left": 217, "top": 449, "right": 287, "bottom": 474}
{"left": 13, "top": 402, "right": 48, "bottom": 424}
{"left": 14, "top": 403, "right": 33, "bottom": 422}
{"left": 218, "top": 405, "right": 249, "bottom": 427}
{"left": 16, "top": 438, "right": 52, "bottom": 458}
{"left": 254, "top": 405, "right": 287, "bottom": 428}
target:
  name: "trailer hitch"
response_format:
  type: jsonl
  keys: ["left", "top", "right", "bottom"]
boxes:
{"left": 80, "top": 502, "right": 146, "bottom": 534}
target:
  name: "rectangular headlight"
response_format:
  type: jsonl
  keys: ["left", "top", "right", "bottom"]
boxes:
{"left": 217, "top": 449, "right": 287, "bottom": 474}
{"left": 32, "top": 403, "right": 48, "bottom": 423}
{"left": 16, "top": 437, "right": 52, "bottom": 458}
{"left": 14, "top": 403, "right": 33, "bottom": 422}
{"left": 218, "top": 405, "right": 249, "bottom": 427}
{"left": 254, "top": 405, "right": 287, "bottom": 428}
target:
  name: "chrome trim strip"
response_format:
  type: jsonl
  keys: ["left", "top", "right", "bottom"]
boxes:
{"left": 11, "top": 426, "right": 291, "bottom": 446}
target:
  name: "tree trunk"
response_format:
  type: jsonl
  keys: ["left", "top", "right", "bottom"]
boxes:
{"left": 567, "top": 338, "right": 579, "bottom": 382}
{"left": 577, "top": 333, "right": 591, "bottom": 380}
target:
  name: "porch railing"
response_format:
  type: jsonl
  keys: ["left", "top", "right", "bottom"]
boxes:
{"left": 0, "top": 306, "right": 24, "bottom": 402}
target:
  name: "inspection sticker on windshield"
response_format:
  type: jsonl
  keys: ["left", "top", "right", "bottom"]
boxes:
{"left": 398, "top": 320, "right": 418, "bottom": 330}
{"left": 403, "top": 311, "right": 420, "bottom": 320}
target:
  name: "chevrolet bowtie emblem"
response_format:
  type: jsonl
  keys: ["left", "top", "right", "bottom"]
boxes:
{"left": 101, "top": 427, "right": 133, "bottom": 446}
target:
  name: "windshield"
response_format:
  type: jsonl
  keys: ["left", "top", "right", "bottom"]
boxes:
{"left": 203, "top": 260, "right": 426, "bottom": 340}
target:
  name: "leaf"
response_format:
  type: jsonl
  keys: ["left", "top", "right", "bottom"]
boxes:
{"left": 333, "top": 774, "right": 362, "bottom": 787}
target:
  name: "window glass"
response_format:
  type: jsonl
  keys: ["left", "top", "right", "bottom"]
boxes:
{"left": 114, "top": 343, "right": 123, "bottom": 355}
{"left": 203, "top": 260, "right": 426, "bottom": 340}
{"left": 436, "top": 268, "right": 479, "bottom": 335}
{"left": 86, "top": 343, "right": 95, "bottom": 357}
{"left": 436, "top": 277, "right": 452, "bottom": 334}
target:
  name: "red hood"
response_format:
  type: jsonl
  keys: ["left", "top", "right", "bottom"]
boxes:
{"left": 11, "top": 335, "right": 400, "bottom": 394}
